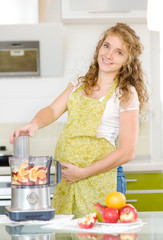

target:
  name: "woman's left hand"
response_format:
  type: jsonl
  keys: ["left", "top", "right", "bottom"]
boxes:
{"left": 60, "top": 162, "right": 84, "bottom": 184}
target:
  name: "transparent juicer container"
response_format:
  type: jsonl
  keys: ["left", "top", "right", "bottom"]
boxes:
{"left": 10, "top": 156, "right": 51, "bottom": 186}
{"left": 10, "top": 135, "right": 51, "bottom": 186}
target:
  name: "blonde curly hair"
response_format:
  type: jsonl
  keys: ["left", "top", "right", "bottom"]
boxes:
{"left": 78, "top": 23, "right": 149, "bottom": 117}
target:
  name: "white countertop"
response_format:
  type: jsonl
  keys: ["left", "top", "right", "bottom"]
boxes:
{"left": 123, "top": 162, "right": 163, "bottom": 173}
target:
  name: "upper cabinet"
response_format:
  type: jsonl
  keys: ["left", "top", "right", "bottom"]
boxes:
{"left": 61, "top": 0, "right": 148, "bottom": 24}
{"left": 0, "top": 0, "right": 39, "bottom": 25}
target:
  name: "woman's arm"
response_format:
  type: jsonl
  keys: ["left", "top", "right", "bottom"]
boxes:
{"left": 9, "top": 82, "right": 74, "bottom": 143}
{"left": 61, "top": 109, "right": 139, "bottom": 183}
{"left": 30, "top": 82, "right": 74, "bottom": 130}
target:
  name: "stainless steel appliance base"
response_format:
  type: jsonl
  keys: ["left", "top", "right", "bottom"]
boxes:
{"left": 11, "top": 185, "right": 51, "bottom": 211}
{"left": 5, "top": 206, "right": 55, "bottom": 221}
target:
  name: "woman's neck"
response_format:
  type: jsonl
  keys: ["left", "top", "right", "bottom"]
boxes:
{"left": 97, "top": 71, "right": 117, "bottom": 87}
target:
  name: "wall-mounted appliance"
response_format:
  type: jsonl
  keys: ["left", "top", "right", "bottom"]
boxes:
{"left": 0, "top": 41, "right": 40, "bottom": 77}
{"left": 0, "top": 23, "right": 63, "bottom": 77}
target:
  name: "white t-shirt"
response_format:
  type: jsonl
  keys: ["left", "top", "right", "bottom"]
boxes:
{"left": 71, "top": 80, "right": 139, "bottom": 146}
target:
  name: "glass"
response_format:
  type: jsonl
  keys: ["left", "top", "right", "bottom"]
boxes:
{"left": 11, "top": 135, "right": 49, "bottom": 186}
{"left": 0, "top": 212, "right": 163, "bottom": 239}
{"left": 10, "top": 135, "right": 61, "bottom": 187}
{"left": 9, "top": 156, "right": 50, "bottom": 186}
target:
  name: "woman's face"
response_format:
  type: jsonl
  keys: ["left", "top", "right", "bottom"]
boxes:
{"left": 98, "top": 34, "right": 128, "bottom": 76}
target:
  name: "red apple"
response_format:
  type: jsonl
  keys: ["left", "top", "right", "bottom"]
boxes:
{"left": 78, "top": 213, "right": 97, "bottom": 229}
{"left": 119, "top": 205, "right": 138, "bottom": 223}
{"left": 125, "top": 204, "right": 136, "bottom": 209}
{"left": 102, "top": 207, "right": 119, "bottom": 223}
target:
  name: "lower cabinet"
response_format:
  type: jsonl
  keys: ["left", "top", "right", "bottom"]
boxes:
{"left": 125, "top": 173, "right": 163, "bottom": 211}
{"left": 125, "top": 192, "right": 163, "bottom": 211}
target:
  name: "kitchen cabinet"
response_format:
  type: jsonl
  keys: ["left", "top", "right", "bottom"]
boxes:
{"left": 125, "top": 173, "right": 163, "bottom": 211}
{"left": 0, "top": 0, "right": 39, "bottom": 25}
{"left": 61, "top": 0, "right": 147, "bottom": 23}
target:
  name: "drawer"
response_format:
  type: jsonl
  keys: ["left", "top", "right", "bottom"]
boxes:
{"left": 125, "top": 173, "right": 163, "bottom": 190}
{"left": 126, "top": 192, "right": 163, "bottom": 211}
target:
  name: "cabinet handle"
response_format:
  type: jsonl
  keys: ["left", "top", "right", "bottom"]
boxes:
{"left": 88, "top": 10, "right": 129, "bottom": 13}
{"left": 126, "top": 179, "right": 137, "bottom": 182}
{"left": 126, "top": 199, "right": 138, "bottom": 203}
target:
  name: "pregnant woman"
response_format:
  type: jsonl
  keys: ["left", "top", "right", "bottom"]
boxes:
{"left": 10, "top": 23, "right": 149, "bottom": 218}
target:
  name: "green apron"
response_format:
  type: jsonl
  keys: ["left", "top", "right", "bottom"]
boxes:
{"left": 52, "top": 79, "right": 118, "bottom": 218}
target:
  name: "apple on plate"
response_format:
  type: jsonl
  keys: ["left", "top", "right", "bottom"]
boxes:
{"left": 102, "top": 207, "right": 119, "bottom": 223}
{"left": 119, "top": 205, "right": 138, "bottom": 223}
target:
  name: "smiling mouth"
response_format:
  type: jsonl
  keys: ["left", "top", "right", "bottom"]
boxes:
{"left": 102, "top": 58, "right": 113, "bottom": 65}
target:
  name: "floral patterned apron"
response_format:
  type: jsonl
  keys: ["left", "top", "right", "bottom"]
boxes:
{"left": 52, "top": 79, "right": 118, "bottom": 218}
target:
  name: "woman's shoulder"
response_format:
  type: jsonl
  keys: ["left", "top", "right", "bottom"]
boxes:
{"left": 71, "top": 78, "right": 78, "bottom": 87}
{"left": 119, "top": 85, "right": 139, "bottom": 112}
{"left": 129, "top": 85, "right": 138, "bottom": 95}
{"left": 71, "top": 78, "right": 83, "bottom": 91}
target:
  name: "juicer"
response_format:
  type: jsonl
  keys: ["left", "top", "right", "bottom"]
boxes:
{"left": 5, "top": 135, "right": 61, "bottom": 221}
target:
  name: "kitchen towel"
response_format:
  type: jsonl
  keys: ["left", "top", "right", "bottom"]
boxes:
{"left": 0, "top": 214, "right": 74, "bottom": 225}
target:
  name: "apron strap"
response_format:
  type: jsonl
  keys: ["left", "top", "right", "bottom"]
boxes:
{"left": 73, "top": 78, "right": 119, "bottom": 105}
{"left": 102, "top": 78, "right": 119, "bottom": 105}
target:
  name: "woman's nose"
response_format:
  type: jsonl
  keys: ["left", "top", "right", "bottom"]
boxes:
{"left": 106, "top": 49, "right": 113, "bottom": 59}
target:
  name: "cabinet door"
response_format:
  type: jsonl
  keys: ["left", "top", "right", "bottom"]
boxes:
{"left": 126, "top": 173, "right": 163, "bottom": 190}
{"left": 61, "top": 0, "right": 147, "bottom": 23}
{"left": 126, "top": 193, "right": 163, "bottom": 211}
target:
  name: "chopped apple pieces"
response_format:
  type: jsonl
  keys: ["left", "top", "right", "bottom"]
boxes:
{"left": 11, "top": 165, "right": 47, "bottom": 186}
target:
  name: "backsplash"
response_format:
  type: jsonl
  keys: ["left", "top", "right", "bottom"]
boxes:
{"left": 0, "top": 119, "right": 150, "bottom": 159}
{"left": 0, "top": 122, "right": 66, "bottom": 157}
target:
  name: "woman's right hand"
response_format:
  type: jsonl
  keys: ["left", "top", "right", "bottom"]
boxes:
{"left": 9, "top": 122, "right": 38, "bottom": 144}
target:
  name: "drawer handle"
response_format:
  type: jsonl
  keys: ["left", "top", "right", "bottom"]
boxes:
{"left": 126, "top": 199, "right": 138, "bottom": 203}
{"left": 88, "top": 10, "right": 129, "bottom": 13}
{"left": 126, "top": 179, "right": 137, "bottom": 182}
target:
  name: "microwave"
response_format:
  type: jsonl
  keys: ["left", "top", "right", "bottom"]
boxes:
{"left": 0, "top": 41, "right": 40, "bottom": 77}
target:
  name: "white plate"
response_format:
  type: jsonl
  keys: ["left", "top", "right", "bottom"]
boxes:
{"left": 96, "top": 218, "right": 142, "bottom": 227}
{"left": 43, "top": 218, "right": 145, "bottom": 234}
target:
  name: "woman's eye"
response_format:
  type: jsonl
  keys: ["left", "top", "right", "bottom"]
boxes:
{"left": 103, "top": 43, "right": 109, "bottom": 48}
{"left": 116, "top": 51, "right": 122, "bottom": 55}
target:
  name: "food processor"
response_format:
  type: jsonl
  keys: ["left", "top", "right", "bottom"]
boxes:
{"left": 5, "top": 135, "right": 61, "bottom": 221}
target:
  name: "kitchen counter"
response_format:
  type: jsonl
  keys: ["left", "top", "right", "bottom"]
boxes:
{"left": 123, "top": 161, "right": 163, "bottom": 173}
{"left": 0, "top": 212, "right": 163, "bottom": 239}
